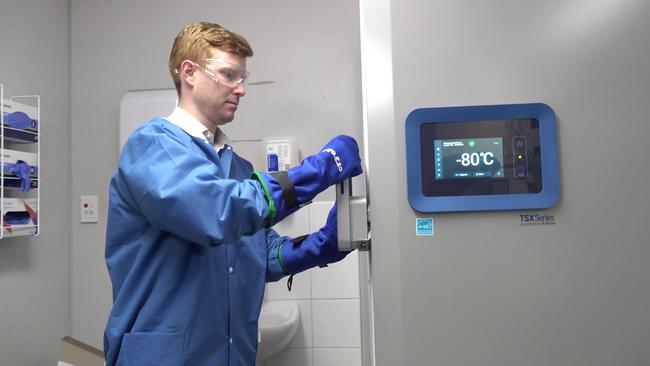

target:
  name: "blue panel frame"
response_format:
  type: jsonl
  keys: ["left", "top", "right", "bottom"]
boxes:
{"left": 405, "top": 103, "right": 560, "bottom": 213}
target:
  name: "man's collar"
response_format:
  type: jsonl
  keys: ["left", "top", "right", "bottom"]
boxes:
{"left": 165, "top": 106, "right": 230, "bottom": 148}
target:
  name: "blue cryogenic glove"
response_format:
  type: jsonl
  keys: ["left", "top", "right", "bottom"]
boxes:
{"left": 11, "top": 160, "right": 32, "bottom": 192}
{"left": 5, "top": 111, "right": 32, "bottom": 130}
{"left": 252, "top": 135, "right": 362, "bottom": 225}
{"left": 279, "top": 205, "right": 350, "bottom": 275}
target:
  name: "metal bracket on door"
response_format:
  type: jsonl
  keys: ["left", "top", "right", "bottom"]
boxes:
{"left": 336, "top": 178, "right": 371, "bottom": 251}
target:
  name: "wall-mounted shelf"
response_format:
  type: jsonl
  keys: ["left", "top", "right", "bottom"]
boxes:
{"left": 1, "top": 83, "right": 40, "bottom": 239}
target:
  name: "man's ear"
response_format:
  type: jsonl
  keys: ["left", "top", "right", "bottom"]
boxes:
{"left": 179, "top": 60, "right": 198, "bottom": 88}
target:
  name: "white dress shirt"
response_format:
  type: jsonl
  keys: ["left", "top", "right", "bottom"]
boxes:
{"left": 165, "top": 106, "right": 230, "bottom": 153}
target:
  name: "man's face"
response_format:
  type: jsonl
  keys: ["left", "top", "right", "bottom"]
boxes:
{"left": 190, "top": 48, "right": 247, "bottom": 127}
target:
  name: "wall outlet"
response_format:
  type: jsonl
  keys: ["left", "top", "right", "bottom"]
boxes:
{"left": 80, "top": 195, "right": 98, "bottom": 223}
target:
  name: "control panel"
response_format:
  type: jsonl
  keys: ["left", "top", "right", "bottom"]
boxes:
{"left": 405, "top": 103, "right": 560, "bottom": 212}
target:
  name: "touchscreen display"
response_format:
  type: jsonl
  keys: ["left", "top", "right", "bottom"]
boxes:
{"left": 434, "top": 137, "right": 504, "bottom": 179}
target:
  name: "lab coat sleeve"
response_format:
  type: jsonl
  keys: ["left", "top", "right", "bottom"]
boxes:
{"left": 120, "top": 126, "right": 271, "bottom": 246}
{"left": 265, "top": 228, "right": 290, "bottom": 282}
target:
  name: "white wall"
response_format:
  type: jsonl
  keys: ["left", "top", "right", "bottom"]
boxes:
{"left": 0, "top": 0, "right": 71, "bottom": 365}
{"left": 263, "top": 202, "right": 362, "bottom": 366}
{"left": 71, "top": 0, "right": 362, "bottom": 351}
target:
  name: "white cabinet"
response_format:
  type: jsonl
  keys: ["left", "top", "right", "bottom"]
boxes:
{"left": 1, "top": 83, "right": 40, "bottom": 238}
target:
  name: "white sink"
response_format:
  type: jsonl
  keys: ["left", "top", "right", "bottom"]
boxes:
{"left": 256, "top": 301, "right": 300, "bottom": 361}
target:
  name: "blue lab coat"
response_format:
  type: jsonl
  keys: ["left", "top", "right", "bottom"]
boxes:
{"left": 104, "top": 117, "right": 287, "bottom": 366}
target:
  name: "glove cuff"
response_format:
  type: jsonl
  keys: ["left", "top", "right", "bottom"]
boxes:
{"left": 252, "top": 171, "right": 303, "bottom": 224}
{"left": 277, "top": 242, "right": 290, "bottom": 274}
{"left": 280, "top": 234, "right": 317, "bottom": 275}
{"left": 269, "top": 171, "right": 298, "bottom": 209}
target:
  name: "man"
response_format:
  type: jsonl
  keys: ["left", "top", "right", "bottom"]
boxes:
{"left": 104, "top": 22, "right": 362, "bottom": 366}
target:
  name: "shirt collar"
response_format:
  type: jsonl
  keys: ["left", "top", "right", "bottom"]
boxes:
{"left": 165, "top": 106, "right": 230, "bottom": 149}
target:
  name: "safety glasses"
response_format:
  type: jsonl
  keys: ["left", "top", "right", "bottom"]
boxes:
{"left": 176, "top": 59, "right": 249, "bottom": 88}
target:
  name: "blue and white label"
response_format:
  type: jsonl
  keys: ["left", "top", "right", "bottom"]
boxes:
{"left": 416, "top": 218, "right": 434, "bottom": 236}
{"left": 267, "top": 153, "right": 279, "bottom": 172}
